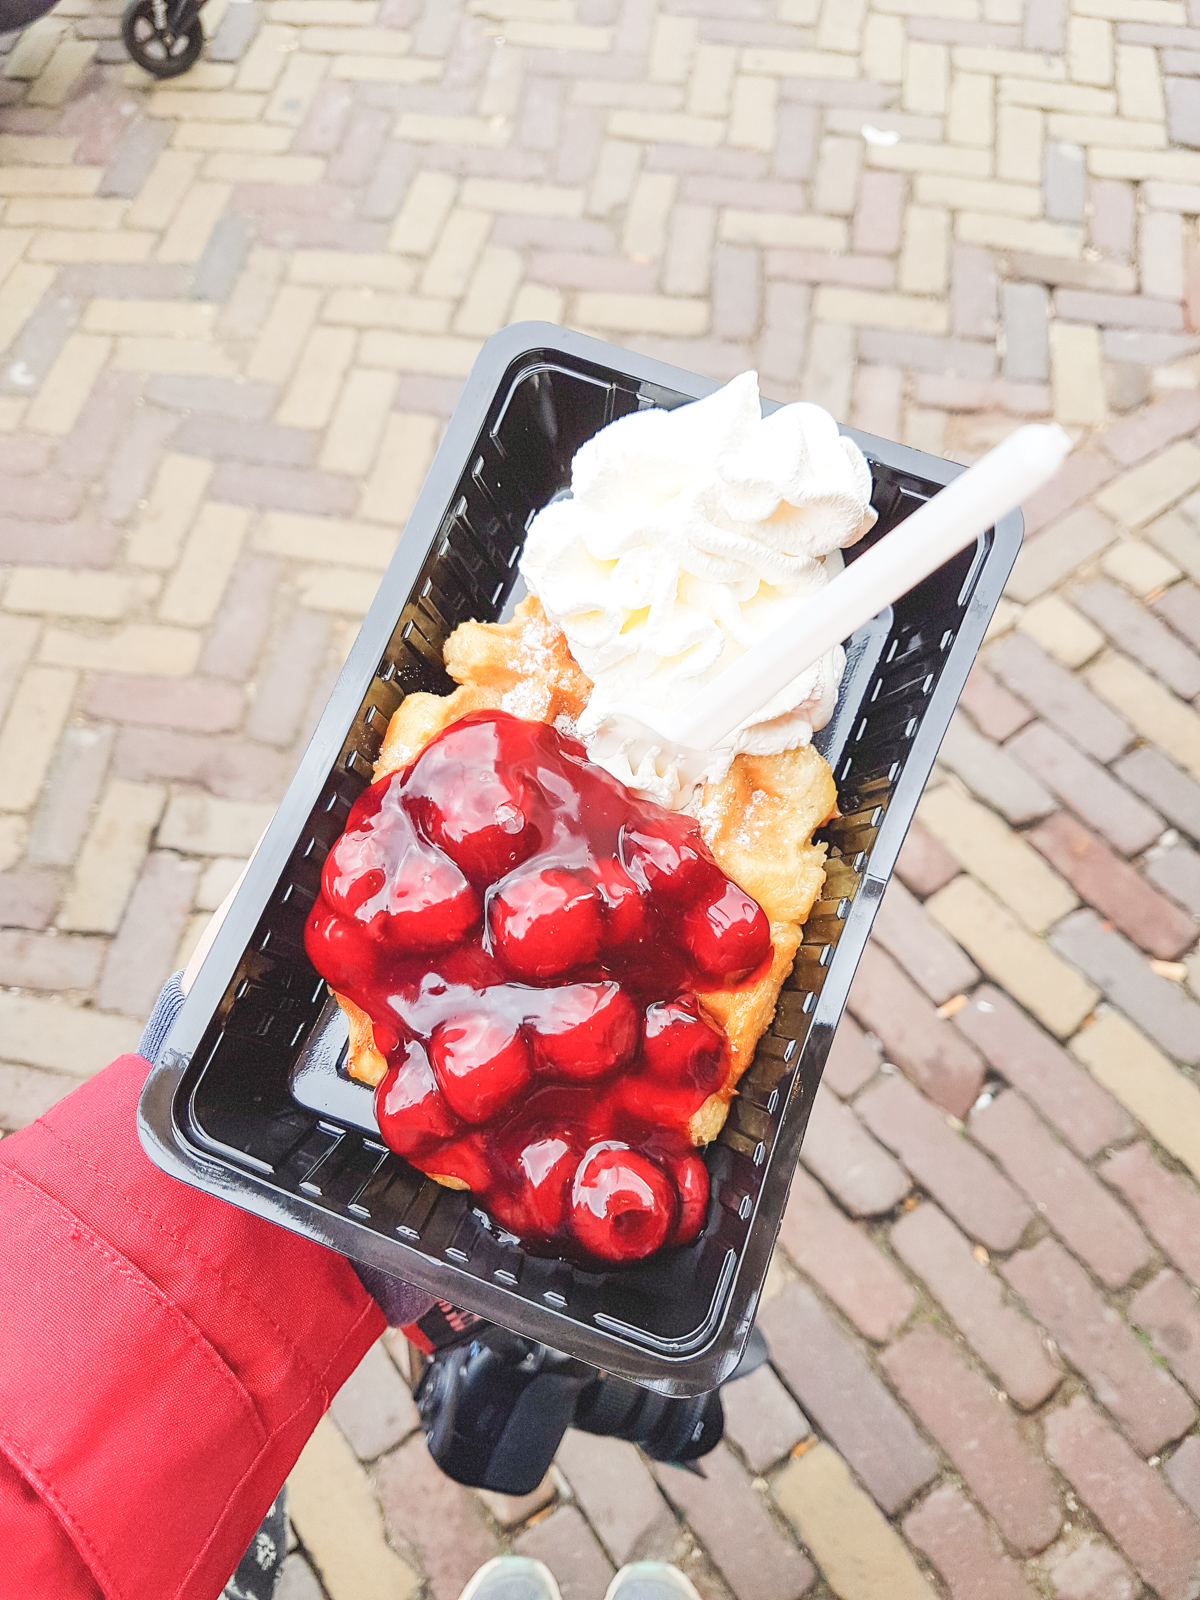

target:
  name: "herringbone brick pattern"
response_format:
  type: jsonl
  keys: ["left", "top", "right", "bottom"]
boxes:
{"left": 2, "top": 1, "right": 1200, "bottom": 1596}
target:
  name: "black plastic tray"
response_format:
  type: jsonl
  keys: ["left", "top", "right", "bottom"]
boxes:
{"left": 139, "top": 325, "right": 1022, "bottom": 1395}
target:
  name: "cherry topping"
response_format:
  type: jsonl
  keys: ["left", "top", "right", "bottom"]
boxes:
{"left": 488, "top": 867, "right": 603, "bottom": 980}
{"left": 402, "top": 716, "right": 544, "bottom": 884}
{"left": 531, "top": 982, "right": 639, "bottom": 1082}
{"left": 620, "top": 813, "right": 721, "bottom": 904}
{"left": 375, "top": 1040, "right": 459, "bottom": 1156}
{"left": 669, "top": 1154, "right": 710, "bottom": 1246}
{"left": 429, "top": 1015, "right": 532, "bottom": 1124}
{"left": 507, "top": 1133, "right": 577, "bottom": 1238}
{"left": 305, "top": 898, "right": 377, "bottom": 994}
{"left": 681, "top": 879, "right": 772, "bottom": 983}
{"left": 590, "top": 857, "right": 649, "bottom": 949}
{"left": 323, "top": 787, "right": 480, "bottom": 953}
{"left": 428, "top": 1132, "right": 492, "bottom": 1193}
{"left": 571, "top": 1143, "right": 674, "bottom": 1263}
{"left": 642, "top": 996, "right": 725, "bottom": 1093}
{"left": 303, "top": 709, "right": 774, "bottom": 1266}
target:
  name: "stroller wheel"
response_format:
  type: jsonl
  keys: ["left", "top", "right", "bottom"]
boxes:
{"left": 122, "top": 0, "right": 204, "bottom": 78}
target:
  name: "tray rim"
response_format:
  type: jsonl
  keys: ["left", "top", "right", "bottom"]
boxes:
{"left": 138, "top": 321, "right": 1022, "bottom": 1393}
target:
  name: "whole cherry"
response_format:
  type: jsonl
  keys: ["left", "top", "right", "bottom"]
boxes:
{"left": 531, "top": 982, "right": 639, "bottom": 1082}
{"left": 403, "top": 713, "right": 545, "bottom": 884}
{"left": 488, "top": 867, "right": 603, "bottom": 980}
{"left": 507, "top": 1132, "right": 578, "bottom": 1237}
{"left": 429, "top": 1014, "right": 532, "bottom": 1124}
{"left": 681, "top": 879, "right": 772, "bottom": 983}
{"left": 571, "top": 1142, "right": 675, "bottom": 1262}
{"left": 375, "top": 1040, "right": 459, "bottom": 1156}
{"left": 641, "top": 996, "right": 726, "bottom": 1093}
{"left": 669, "top": 1153, "right": 710, "bottom": 1246}
{"left": 620, "top": 813, "right": 721, "bottom": 904}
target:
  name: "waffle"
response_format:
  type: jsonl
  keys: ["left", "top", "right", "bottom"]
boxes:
{"left": 334, "top": 596, "right": 838, "bottom": 1158}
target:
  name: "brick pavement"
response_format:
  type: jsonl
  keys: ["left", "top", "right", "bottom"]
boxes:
{"left": 2, "top": 0, "right": 1200, "bottom": 1596}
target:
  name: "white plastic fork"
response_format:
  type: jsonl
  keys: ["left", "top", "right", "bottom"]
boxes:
{"left": 587, "top": 422, "right": 1073, "bottom": 806}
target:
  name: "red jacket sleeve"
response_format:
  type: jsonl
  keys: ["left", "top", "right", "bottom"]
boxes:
{"left": 0, "top": 1054, "right": 385, "bottom": 1600}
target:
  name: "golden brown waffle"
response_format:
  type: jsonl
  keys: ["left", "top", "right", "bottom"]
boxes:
{"left": 335, "top": 596, "right": 837, "bottom": 1155}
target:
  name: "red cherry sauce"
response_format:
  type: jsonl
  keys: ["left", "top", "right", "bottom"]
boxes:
{"left": 304, "top": 710, "right": 772, "bottom": 1265}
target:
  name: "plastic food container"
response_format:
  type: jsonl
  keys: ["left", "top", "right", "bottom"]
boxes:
{"left": 139, "top": 325, "right": 1022, "bottom": 1395}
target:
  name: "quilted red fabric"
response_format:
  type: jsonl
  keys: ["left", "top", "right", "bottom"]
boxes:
{"left": 0, "top": 1054, "right": 385, "bottom": 1600}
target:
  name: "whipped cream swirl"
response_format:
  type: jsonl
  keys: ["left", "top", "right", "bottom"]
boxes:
{"left": 520, "top": 371, "right": 877, "bottom": 806}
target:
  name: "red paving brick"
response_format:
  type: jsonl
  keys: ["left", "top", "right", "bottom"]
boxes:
{"left": 1166, "top": 1435, "right": 1200, "bottom": 1521}
{"left": 375, "top": 1434, "right": 500, "bottom": 1600}
{"left": 1028, "top": 811, "right": 1197, "bottom": 960}
{"left": 987, "top": 633, "right": 1133, "bottom": 763}
{"left": 651, "top": 1444, "right": 815, "bottom": 1600}
{"left": 1018, "top": 455, "right": 1118, "bottom": 541}
{"left": 822, "top": 1013, "right": 883, "bottom": 1098}
{"left": 1098, "top": 389, "right": 1200, "bottom": 466}
{"left": 798, "top": 1083, "right": 911, "bottom": 1219}
{"left": 778, "top": 1166, "right": 916, "bottom": 1342}
{"left": 1129, "top": 1270, "right": 1200, "bottom": 1403}
{"left": 759, "top": 1282, "right": 939, "bottom": 1515}
{"left": 903, "top": 1483, "right": 1038, "bottom": 1600}
{"left": 1003, "top": 1237, "right": 1197, "bottom": 1455}
{"left": 1044, "top": 1395, "right": 1200, "bottom": 1600}
{"left": 1103, "top": 1144, "right": 1200, "bottom": 1289}
{"left": 847, "top": 944, "right": 987, "bottom": 1118}
{"left": 856, "top": 1074, "right": 1034, "bottom": 1252}
{"left": 894, "top": 820, "right": 961, "bottom": 899}
{"left": 969, "top": 1091, "right": 1151, "bottom": 1289}
{"left": 514, "top": 1507, "right": 614, "bottom": 1600}
{"left": 953, "top": 987, "right": 1133, "bottom": 1159}
{"left": 720, "top": 1363, "right": 810, "bottom": 1475}
{"left": 1046, "top": 1537, "right": 1140, "bottom": 1600}
{"left": 870, "top": 877, "right": 981, "bottom": 1006}
{"left": 958, "top": 661, "right": 1034, "bottom": 743}
{"left": 1006, "top": 722, "right": 1163, "bottom": 857}
{"left": 84, "top": 674, "right": 246, "bottom": 734}
{"left": 890, "top": 1203, "right": 1061, "bottom": 1411}
{"left": 554, "top": 1434, "right": 675, "bottom": 1567}
{"left": 883, "top": 1325, "right": 1062, "bottom": 1554}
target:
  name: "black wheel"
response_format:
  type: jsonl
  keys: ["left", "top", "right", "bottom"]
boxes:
{"left": 122, "top": 0, "right": 204, "bottom": 78}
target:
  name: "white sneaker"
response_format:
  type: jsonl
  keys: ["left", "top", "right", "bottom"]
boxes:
{"left": 457, "top": 1556, "right": 564, "bottom": 1600}
{"left": 604, "top": 1563, "right": 703, "bottom": 1600}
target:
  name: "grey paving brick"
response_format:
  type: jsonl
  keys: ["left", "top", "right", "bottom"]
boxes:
{"left": 988, "top": 633, "right": 1134, "bottom": 763}
{"left": 1050, "top": 910, "right": 1200, "bottom": 1064}
{"left": 1003, "top": 283, "right": 1050, "bottom": 384}
{"left": 952, "top": 243, "right": 998, "bottom": 340}
{"left": 207, "top": 0, "right": 261, "bottom": 63}
{"left": 191, "top": 215, "right": 255, "bottom": 304}
{"left": 1114, "top": 745, "right": 1200, "bottom": 845}
{"left": 1011, "top": 732, "right": 1158, "bottom": 864}
{"left": 1044, "top": 143, "right": 1086, "bottom": 225}
{"left": 935, "top": 711, "right": 1057, "bottom": 826}
{"left": 759, "top": 1282, "right": 939, "bottom": 1515}
{"left": 98, "top": 114, "right": 171, "bottom": 199}
{"left": 1025, "top": 0, "right": 1067, "bottom": 50}
{"left": 1144, "top": 841, "right": 1200, "bottom": 917}
{"left": 1070, "top": 579, "right": 1200, "bottom": 699}
{"left": 1007, "top": 506, "right": 1120, "bottom": 603}
{"left": 1167, "top": 76, "right": 1200, "bottom": 149}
